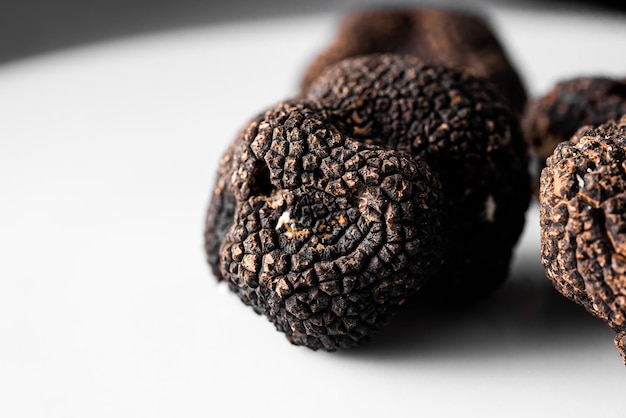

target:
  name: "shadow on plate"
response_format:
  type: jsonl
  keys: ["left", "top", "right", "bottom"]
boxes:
{"left": 339, "top": 241, "right": 614, "bottom": 361}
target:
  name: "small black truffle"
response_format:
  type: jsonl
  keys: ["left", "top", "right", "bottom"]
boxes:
{"left": 300, "top": 6, "right": 528, "bottom": 115}
{"left": 206, "top": 99, "right": 443, "bottom": 350}
{"left": 540, "top": 115, "right": 626, "bottom": 364}
{"left": 306, "top": 54, "right": 531, "bottom": 304}
{"left": 522, "top": 76, "right": 626, "bottom": 193}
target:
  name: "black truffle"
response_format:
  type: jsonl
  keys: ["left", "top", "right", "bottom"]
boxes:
{"left": 306, "top": 54, "right": 531, "bottom": 304}
{"left": 522, "top": 76, "right": 626, "bottom": 193}
{"left": 540, "top": 115, "right": 626, "bottom": 364}
{"left": 206, "top": 100, "right": 443, "bottom": 350}
{"left": 300, "top": 6, "right": 527, "bottom": 115}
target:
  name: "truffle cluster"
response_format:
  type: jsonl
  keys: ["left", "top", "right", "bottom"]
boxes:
{"left": 525, "top": 76, "right": 626, "bottom": 364}
{"left": 206, "top": 5, "right": 626, "bottom": 361}
{"left": 205, "top": 52, "right": 530, "bottom": 350}
{"left": 540, "top": 116, "right": 626, "bottom": 364}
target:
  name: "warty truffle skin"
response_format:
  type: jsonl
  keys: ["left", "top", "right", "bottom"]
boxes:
{"left": 205, "top": 99, "right": 443, "bottom": 350}
{"left": 300, "top": 6, "right": 528, "bottom": 116}
{"left": 540, "top": 115, "right": 626, "bottom": 364}
{"left": 522, "top": 76, "right": 626, "bottom": 193}
{"left": 306, "top": 53, "right": 531, "bottom": 304}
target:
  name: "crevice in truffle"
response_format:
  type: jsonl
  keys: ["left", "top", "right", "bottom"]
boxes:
{"left": 249, "top": 161, "right": 275, "bottom": 197}
{"left": 607, "top": 81, "right": 626, "bottom": 98}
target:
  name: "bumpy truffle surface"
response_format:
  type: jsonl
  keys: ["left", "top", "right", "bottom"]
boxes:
{"left": 540, "top": 115, "right": 626, "bottom": 364}
{"left": 206, "top": 100, "right": 443, "bottom": 350}
{"left": 300, "top": 7, "right": 527, "bottom": 115}
{"left": 307, "top": 54, "right": 531, "bottom": 304}
{"left": 522, "top": 76, "right": 626, "bottom": 191}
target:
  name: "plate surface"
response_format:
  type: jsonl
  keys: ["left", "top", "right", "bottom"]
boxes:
{"left": 1, "top": 5, "right": 626, "bottom": 417}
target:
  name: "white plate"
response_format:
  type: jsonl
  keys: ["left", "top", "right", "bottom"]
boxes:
{"left": 1, "top": 5, "right": 626, "bottom": 417}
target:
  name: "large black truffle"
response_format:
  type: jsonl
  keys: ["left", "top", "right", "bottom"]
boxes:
{"left": 300, "top": 6, "right": 527, "bottom": 115}
{"left": 306, "top": 54, "right": 531, "bottom": 304}
{"left": 540, "top": 115, "right": 626, "bottom": 364}
{"left": 206, "top": 100, "right": 443, "bottom": 350}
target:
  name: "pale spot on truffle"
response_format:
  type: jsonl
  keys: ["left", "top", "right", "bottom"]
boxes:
{"left": 276, "top": 210, "right": 291, "bottom": 231}
{"left": 484, "top": 194, "right": 496, "bottom": 222}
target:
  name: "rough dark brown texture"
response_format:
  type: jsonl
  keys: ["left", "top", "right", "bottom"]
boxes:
{"left": 307, "top": 54, "right": 531, "bottom": 304}
{"left": 205, "top": 99, "right": 443, "bottom": 350}
{"left": 540, "top": 115, "right": 626, "bottom": 364}
{"left": 205, "top": 121, "right": 259, "bottom": 281}
{"left": 300, "top": 6, "right": 527, "bottom": 116}
{"left": 522, "top": 76, "right": 626, "bottom": 193}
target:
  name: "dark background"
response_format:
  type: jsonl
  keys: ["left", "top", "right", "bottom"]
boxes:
{"left": 0, "top": 0, "right": 623, "bottom": 64}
